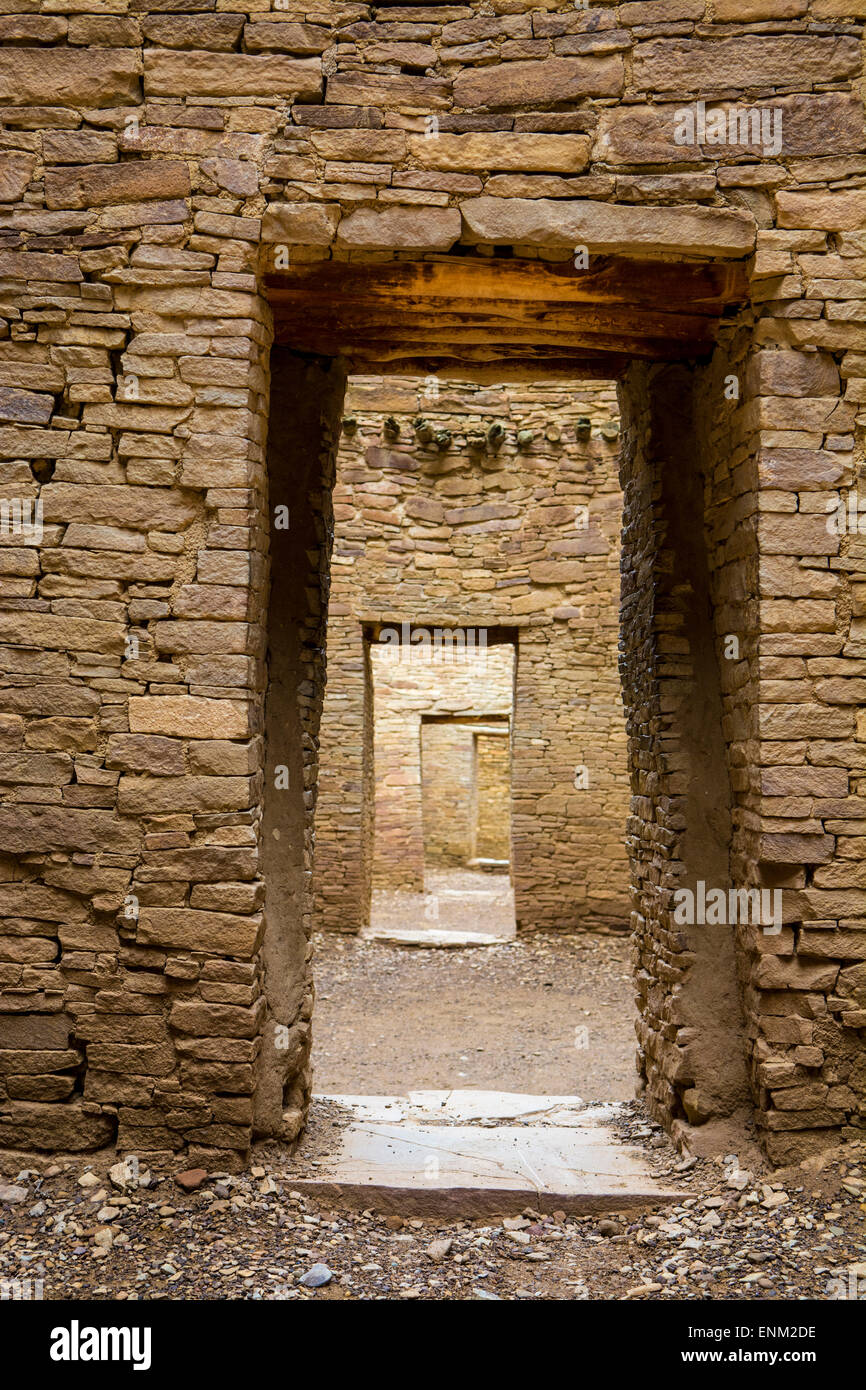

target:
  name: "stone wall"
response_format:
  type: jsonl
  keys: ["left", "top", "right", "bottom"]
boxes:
{"left": 0, "top": 0, "right": 862, "bottom": 1165}
{"left": 474, "top": 731, "right": 511, "bottom": 863}
{"left": 314, "top": 374, "right": 630, "bottom": 930}
{"left": 421, "top": 721, "right": 479, "bottom": 868}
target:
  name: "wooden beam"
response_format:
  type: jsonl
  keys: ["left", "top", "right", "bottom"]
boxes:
{"left": 265, "top": 254, "right": 747, "bottom": 312}
{"left": 327, "top": 355, "right": 630, "bottom": 380}
{"left": 266, "top": 254, "right": 747, "bottom": 369}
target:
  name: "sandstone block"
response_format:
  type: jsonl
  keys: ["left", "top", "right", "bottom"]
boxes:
{"left": 169, "top": 998, "right": 265, "bottom": 1038}
{"left": 453, "top": 56, "right": 623, "bottom": 108}
{"left": 0, "top": 1015, "right": 72, "bottom": 1050}
{"left": 0, "top": 884, "right": 85, "bottom": 922}
{"left": 129, "top": 696, "right": 250, "bottom": 740}
{"left": 87, "top": 1043, "right": 176, "bottom": 1077}
{"left": 0, "top": 153, "right": 35, "bottom": 202}
{"left": 0, "top": 48, "right": 140, "bottom": 107}
{"left": 106, "top": 734, "right": 186, "bottom": 777}
{"left": 460, "top": 197, "right": 755, "bottom": 257}
{"left": 408, "top": 133, "right": 590, "bottom": 173}
{"left": 137, "top": 908, "right": 263, "bottom": 958}
{"left": 245, "top": 21, "right": 330, "bottom": 53}
{"left": 754, "top": 957, "right": 839, "bottom": 991}
{"left": 0, "top": 1049, "right": 82, "bottom": 1076}
{"left": 749, "top": 350, "right": 839, "bottom": 399}
{"left": 777, "top": 190, "right": 866, "bottom": 232}
{"left": 46, "top": 161, "right": 190, "bottom": 211}
{"left": 137, "top": 846, "right": 257, "bottom": 883}
{"left": 140, "top": 15, "right": 244, "bottom": 49}
{"left": 42, "top": 484, "right": 199, "bottom": 531}
{"left": 337, "top": 206, "right": 461, "bottom": 252}
{"left": 633, "top": 37, "right": 860, "bottom": 92}
{"left": 0, "top": 806, "right": 139, "bottom": 855}
{"left": 261, "top": 202, "right": 341, "bottom": 245}
{"left": 311, "top": 129, "right": 406, "bottom": 162}
{"left": 118, "top": 775, "right": 254, "bottom": 816}
{"left": 144, "top": 50, "right": 322, "bottom": 101}
{"left": 0, "top": 1102, "right": 114, "bottom": 1151}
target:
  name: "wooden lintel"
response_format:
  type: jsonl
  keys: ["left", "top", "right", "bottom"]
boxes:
{"left": 266, "top": 254, "right": 747, "bottom": 370}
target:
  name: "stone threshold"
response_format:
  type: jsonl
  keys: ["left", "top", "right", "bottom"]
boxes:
{"left": 362, "top": 926, "right": 511, "bottom": 948}
{"left": 291, "top": 1093, "right": 686, "bottom": 1217}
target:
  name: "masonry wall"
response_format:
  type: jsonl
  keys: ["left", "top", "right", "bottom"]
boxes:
{"left": 620, "top": 331, "right": 866, "bottom": 1163}
{"left": 474, "top": 733, "right": 511, "bottom": 863}
{"left": 314, "top": 375, "right": 631, "bottom": 931}
{"left": 421, "top": 721, "right": 480, "bottom": 868}
{"left": 0, "top": 0, "right": 861, "bottom": 1165}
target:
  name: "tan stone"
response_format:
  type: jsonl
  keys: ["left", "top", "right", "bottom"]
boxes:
{"left": 0, "top": 153, "right": 35, "bottom": 202}
{"left": 245, "top": 21, "right": 330, "bottom": 53}
{"left": 713, "top": 0, "right": 806, "bottom": 15}
{"left": 310, "top": 130, "right": 407, "bottom": 162}
{"left": 460, "top": 197, "right": 756, "bottom": 257}
{"left": 0, "top": 1102, "right": 114, "bottom": 1151}
{"left": 0, "top": 806, "right": 138, "bottom": 855}
{"left": 812, "top": 0, "right": 866, "bottom": 13}
{"left": 408, "top": 133, "right": 590, "bottom": 174}
{"left": 42, "top": 484, "right": 199, "bottom": 531}
{"left": 749, "top": 350, "right": 839, "bottom": 398}
{"left": 633, "top": 37, "right": 860, "bottom": 92}
{"left": 137, "top": 908, "right": 263, "bottom": 957}
{"left": 0, "top": 1050, "right": 82, "bottom": 1076}
{"left": 129, "top": 696, "right": 250, "bottom": 740}
{"left": 140, "top": 15, "right": 244, "bottom": 50}
{"left": 0, "top": 752, "right": 72, "bottom": 786}
{"left": 170, "top": 999, "right": 265, "bottom": 1038}
{"left": 453, "top": 56, "right": 624, "bottom": 109}
{"left": 0, "top": 254, "right": 81, "bottom": 285}
{"left": 261, "top": 202, "right": 341, "bottom": 245}
{"left": 105, "top": 734, "right": 186, "bottom": 777}
{"left": 0, "top": 883, "right": 85, "bottom": 921}
{"left": 45, "top": 161, "right": 190, "bottom": 212}
{"left": 117, "top": 775, "right": 255, "bottom": 816}
{"left": 0, "top": 612, "right": 124, "bottom": 655}
{"left": 776, "top": 190, "right": 866, "bottom": 232}
{"left": 144, "top": 50, "right": 322, "bottom": 100}
{"left": 0, "top": 48, "right": 140, "bottom": 107}
{"left": 336, "top": 206, "right": 462, "bottom": 252}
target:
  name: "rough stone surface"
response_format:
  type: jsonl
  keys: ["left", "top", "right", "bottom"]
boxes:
{"left": 0, "top": 0, "right": 861, "bottom": 1171}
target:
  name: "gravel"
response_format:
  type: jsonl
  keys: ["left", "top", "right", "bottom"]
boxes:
{"left": 1, "top": 1109, "right": 863, "bottom": 1302}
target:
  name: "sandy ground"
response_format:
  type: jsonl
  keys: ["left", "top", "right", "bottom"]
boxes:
{"left": 369, "top": 867, "right": 516, "bottom": 939}
{"left": 311, "top": 930, "right": 635, "bottom": 1100}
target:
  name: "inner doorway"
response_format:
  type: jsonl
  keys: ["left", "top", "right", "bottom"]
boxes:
{"left": 308, "top": 367, "right": 634, "bottom": 1110}
{"left": 368, "top": 633, "right": 517, "bottom": 945}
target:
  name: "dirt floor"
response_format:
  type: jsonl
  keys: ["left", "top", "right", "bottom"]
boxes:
{"left": 369, "top": 867, "right": 516, "bottom": 939}
{"left": 311, "top": 930, "right": 634, "bottom": 1100}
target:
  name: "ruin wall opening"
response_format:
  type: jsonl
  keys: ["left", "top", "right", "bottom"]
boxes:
{"left": 0, "top": 1, "right": 861, "bottom": 1169}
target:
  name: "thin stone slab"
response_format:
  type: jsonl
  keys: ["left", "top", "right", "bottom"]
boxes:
{"left": 362, "top": 927, "right": 502, "bottom": 948}
{"left": 296, "top": 1096, "right": 685, "bottom": 1217}
{"left": 406, "top": 1090, "right": 587, "bottom": 1122}
{"left": 319, "top": 1095, "right": 408, "bottom": 1123}
{"left": 317, "top": 1091, "right": 588, "bottom": 1124}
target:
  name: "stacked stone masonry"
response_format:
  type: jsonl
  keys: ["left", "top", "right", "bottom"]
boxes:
{"left": 315, "top": 375, "right": 629, "bottom": 930}
{"left": 0, "top": 0, "right": 860, "bottom": 1167}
